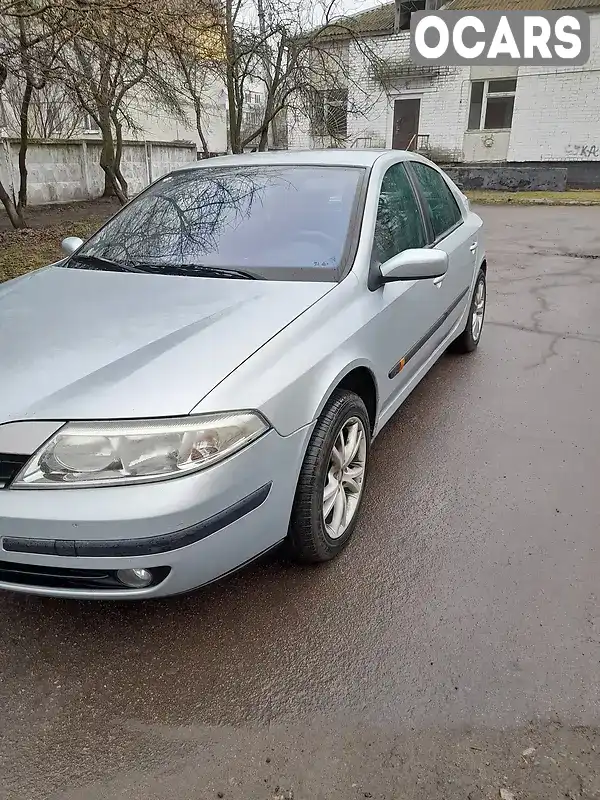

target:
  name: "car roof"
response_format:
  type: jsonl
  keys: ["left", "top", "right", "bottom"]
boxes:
{"left": 176, "top": 148, "right": 416, "bottom": 171}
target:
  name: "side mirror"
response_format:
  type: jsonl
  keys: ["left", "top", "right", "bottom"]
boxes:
{"left": 379, "top": 249, "right": 448, "bottom": 283}
{"left": 61, "top": 236, "right": 84, "bottom": 256}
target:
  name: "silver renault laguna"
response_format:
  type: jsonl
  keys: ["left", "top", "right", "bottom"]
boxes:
{"left": 0, "top": 149, "right": 486, "bottom": 599}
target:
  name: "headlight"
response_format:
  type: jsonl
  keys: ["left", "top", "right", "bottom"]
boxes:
{"left": 12, "top": 412, "right": 269, "bottom": 488}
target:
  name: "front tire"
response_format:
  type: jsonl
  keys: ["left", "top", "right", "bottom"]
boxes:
{"left": 288, "top": 390, "right": 370, "bottom": 564}
{"left": 451, "top": 268, "right": 486, "bottom": 353}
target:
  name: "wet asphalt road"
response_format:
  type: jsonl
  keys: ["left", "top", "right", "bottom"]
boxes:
{"left": 1, "top": 206, "right": 600, "bottom": 800}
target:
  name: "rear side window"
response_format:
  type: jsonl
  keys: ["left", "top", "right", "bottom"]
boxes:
{"left": 371, "top": 162, "right": 426, "bottom": 265}
{"left": 410, "top": 162, "right": 462, "bottom": 241}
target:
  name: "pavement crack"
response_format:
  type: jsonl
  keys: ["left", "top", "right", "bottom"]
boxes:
{"left": 488, "top": 262, "right": 600, "bottom": 288}
{"left": 559, "top": 251, "right": 600, "bottom": 260}
{"left": 530, "top": 288, "right": 552, "bottom": 333}
{"left": 486, "top": 320, "right": 600, "bottom": 346}
{"left": 522, "top": 247, "right": 600, "bottom": 260}
{"left": 525, "top": 333, "right": 561, "bottom": 370}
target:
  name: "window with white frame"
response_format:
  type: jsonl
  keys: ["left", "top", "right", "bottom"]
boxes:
{"left": 83, "top": 113, "right": 100, "bottom": 134}
{"left": 468, "top": 78, "right": 517, "bottom": 131}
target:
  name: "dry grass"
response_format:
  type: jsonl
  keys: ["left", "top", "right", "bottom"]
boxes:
{"left": 0, "top": 217, "right": 108, "bottom": 284}
{"left": 0, "top": 198, "right": 119, "bottom": 284}
{"left": 466, "top": 189, "right": 600, "bottom": 206}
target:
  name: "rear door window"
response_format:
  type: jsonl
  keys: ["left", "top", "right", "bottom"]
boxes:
{"left": 409, "top": 162, "right": 463, "bottom": 241}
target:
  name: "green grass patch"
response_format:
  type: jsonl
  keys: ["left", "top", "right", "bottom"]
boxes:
{"left": 466, "top": 189, "right": 600, "bottom": 206}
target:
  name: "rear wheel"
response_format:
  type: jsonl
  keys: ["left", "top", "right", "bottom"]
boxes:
{"left": 451, "top": 269, "right": 486, "bottom": 353}
{"left": 288, "top": 390, "right": 370, "bottom": 563}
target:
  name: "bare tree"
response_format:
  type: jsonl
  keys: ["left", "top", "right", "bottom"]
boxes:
{"left": 58, "top": 10, "right": 152, "bottom": 203}
{"left": 0, "top": 0, "right": 67, "bottom": 227}
{"left": 2, "top": 77, "right": 84, "bottom": 138}
{"left": 161, "top": 23, "right": 222, "bottom": 159}
{"left": 167, "top": 0, "right": 384, "bottom": 156}
{"left": 51, "top": 0, "right": 191, "bottom": 203}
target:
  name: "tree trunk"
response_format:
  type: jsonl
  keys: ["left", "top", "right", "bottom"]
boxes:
{"left": 226, "top": 70, "right": 240, "bottom": 153}
{"left": 112, "top": 115, "right": 128, "bottom": 200}
{"left": 224, "top": 0, "right": 242, "bottom": 153}
{"left": 16, "top": 76, "right": 33, "bottom": 224}
{"left": 257, "top": 124, "right": 269, "bottom": 151}
{"left": 256, "top": 0, "right": 270, "bottom": 152}
{"left": 0, "top": 178, "right": 24, "bottom": 229}
{"left": 103, "top": 172, "right": 116, "bottom": 198}
{"left": 0, "top": 65, "right": 23, "bottom": 228}
{"left": 98, "top": 115, "right": 127, "bottom": 205}
{"left": 194, "top": 102, "right": 210, "bottom": 158}
{"left": 257, "top": 95, "right": 275, "bottom": 151}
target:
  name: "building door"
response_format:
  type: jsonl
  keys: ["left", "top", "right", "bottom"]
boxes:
{"left": 392, "top": 99, "right": 420, "bottom": 150}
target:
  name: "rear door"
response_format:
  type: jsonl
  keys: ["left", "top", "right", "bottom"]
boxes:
{"left": 406, "top": 160, "right": 481, "bottom": 342}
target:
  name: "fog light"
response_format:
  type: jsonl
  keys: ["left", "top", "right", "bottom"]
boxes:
{"left": 116, "top": 568, "right": 153, "bottom": 588}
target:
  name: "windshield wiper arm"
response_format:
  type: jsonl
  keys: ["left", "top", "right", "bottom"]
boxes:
{"left": 70, "top": 254, "right": 148, "bottom": 274}
{"left": 70, "top": 256, "right": 256, "bottom": 279}
{"left": 131, "top": 264, "right": 257, "bottom": 279}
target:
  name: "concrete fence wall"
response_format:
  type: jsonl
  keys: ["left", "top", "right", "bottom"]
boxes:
{"left": 0, "top": 138, "right": 197, "bottom": 206}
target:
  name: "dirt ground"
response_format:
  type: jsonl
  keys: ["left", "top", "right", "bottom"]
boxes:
{"left": 0, "top": 198, "right": 120, "bottom": 283}
{"left": 22, "top": 719, "right": 599, "bottom": 800}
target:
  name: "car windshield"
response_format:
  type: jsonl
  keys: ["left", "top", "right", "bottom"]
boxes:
{"left": 70, "top": 165, "right": 364, "bottom": 280}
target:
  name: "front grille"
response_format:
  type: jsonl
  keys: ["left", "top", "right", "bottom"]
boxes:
{"left": 0, "top": 560, "right": 170, "bottom": 591}
{"left": 0, "top": 453, "right": 29, "bottom": 488}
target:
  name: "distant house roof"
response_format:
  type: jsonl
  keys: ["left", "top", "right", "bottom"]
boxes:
{"left": 314, "top": 2, "right": 396, "bottom": 40}
{"left": 315, "top": 0, "right": 600, "bottom": 41}
{"left": 333, "top": 2, "right": 397, "bottom": 35}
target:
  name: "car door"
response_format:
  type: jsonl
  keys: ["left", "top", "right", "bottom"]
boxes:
{"left": 365, "top": 161, "right": 450, "bottom": 418}
{"left": 406, "top": 160, "right": 482, "bottom": 343}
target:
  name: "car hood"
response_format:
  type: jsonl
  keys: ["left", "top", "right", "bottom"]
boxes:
{"left": 0, "top": 266, "right": 333, "bottom": 422}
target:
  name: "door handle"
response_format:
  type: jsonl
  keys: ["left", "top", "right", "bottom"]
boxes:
{"left": 433, "top": 275, "right": 445, "bottom": 287}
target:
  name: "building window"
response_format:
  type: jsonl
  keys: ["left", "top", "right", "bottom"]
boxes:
{"left": 468, "top": 78, "right": 516, "bottom": 131}
{"left": 83, "top": 113, "right": 100, "bottom": 134}
{"left": 310, "top": 88, "right": 348, "bottom": 139}
{"left": 243, "top": 106, "right": 263, "bottom": 129}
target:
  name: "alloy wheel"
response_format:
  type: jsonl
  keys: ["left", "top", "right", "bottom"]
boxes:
{"left": 322, "top": 416, "right": 368, "bottom": 540}
{"left": 471, "top": 278, "right": 486, "bottom": 342}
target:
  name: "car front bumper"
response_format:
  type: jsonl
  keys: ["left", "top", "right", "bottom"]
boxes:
{"left": 0, "top": 425, "right": 313, "bottom": 599}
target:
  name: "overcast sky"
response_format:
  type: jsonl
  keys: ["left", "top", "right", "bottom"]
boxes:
{"left": 338, "top": 0, "right": 378, "bottom": 14}
{"left": 316, "top": 0, "right": 383, "bottom": 23}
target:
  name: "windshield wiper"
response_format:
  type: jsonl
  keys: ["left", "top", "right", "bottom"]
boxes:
{"left": 69, "top": 254, "right": 148, "bottom": 274}
{"left": 130, "top": 264, "right": 257, "bottom": 280}
{"left": 69, "top": 255, "right": 256, "bottom": 279}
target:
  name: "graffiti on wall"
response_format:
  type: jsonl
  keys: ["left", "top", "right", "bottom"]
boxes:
{"left": 565, "top": 144, "right": 600, "bottom": 159}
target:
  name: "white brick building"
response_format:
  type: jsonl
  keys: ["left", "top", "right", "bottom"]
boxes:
{"left": 0, "top": 78, "right": 270, "bottom": 158}
{"left": 290, "top": 0, "right": 600, "bottom": 185}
